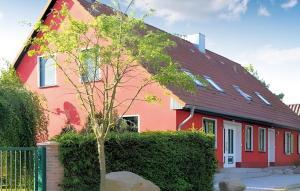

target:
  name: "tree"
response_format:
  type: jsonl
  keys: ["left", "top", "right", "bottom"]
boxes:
{"left": 28, "top": 1, "right": 197, "bottom": 190}
{"left": 244, "top": 64, "right": 284, "bottom": 100}
{"left": 0, "top": 67, "right": 48, "bottom": 146}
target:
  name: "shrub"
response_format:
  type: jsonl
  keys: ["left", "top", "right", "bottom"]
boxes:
{"left": 56, "top": 131, "right": 217, "bottom": 191}
{"left": 0, "top": 68, "right": 48, "bottom": 146}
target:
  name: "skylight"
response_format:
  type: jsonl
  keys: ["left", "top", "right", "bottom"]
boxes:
{"left": 233, "top": 85, "right": 252, "bottom": 101}
{"left": 183, "top": 70, "right": 203, "bottom": 87}
{"left": 204, "top": 76, "right": 224, "bottom": 92}
{"left": 256, "top": 92, "right": 271, "bottom": 105}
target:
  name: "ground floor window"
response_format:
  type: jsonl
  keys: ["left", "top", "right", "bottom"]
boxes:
{"left": 203, "top": 118, "right": 217, "bottom": 148}
{"left": 245, "top": 125, "right": 253, "bottom": 151}
{"left": 117, "top": 115, "right": 139, "bottom": 132}
{"left": 258, "top": 128, "right": 266, "bottom": 152}
{"left": 285, "top": 131, "right": 293, "bottom": 155}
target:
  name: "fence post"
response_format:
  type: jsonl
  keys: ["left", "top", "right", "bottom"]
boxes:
{"left": 38, "top": 147, "right": 46, "bottom": 191}
{"left": 37, "top": 141, "right": 64, "bottom": 191}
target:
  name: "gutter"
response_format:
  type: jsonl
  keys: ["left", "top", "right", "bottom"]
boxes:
{"left": 177, "top": 106, "right": 195, "bottom": 131}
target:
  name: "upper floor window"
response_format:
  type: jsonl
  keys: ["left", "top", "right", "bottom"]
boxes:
{"left": 38, "top": 56, "right": 56, "bottom": 87}
{"left": 255, "top": 92, "right": 271, "bottom": 106}
{"left": 204, "top": 76, "right": 224, "bottom": 92}
{"left": 183, "top": 70, "right": 204, "bottom": 87}
{"left": 245, "top": 125, "right": 253, "bottom": 151}
{"left": 80, "top": 49, "right": 100, "bottom": 83}
{"left": 233, "top": 85, "right": 252, "bottom": 101}
{"left": 203, "top": 118, "right": 217, "bottom": 148}
{"left": 258, "top": 128, "right": 266, "bottom": 152}
{"left": 285, "top": 131, "right": 294, "bottom": 155}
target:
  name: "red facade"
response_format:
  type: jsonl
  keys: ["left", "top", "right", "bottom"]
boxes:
{"left": 14, "top": 0, "right": 300, "bottom": 168}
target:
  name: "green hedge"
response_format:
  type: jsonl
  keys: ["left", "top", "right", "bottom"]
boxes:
{"left": 56, "top": 131, "right": 217, "bottom": 191}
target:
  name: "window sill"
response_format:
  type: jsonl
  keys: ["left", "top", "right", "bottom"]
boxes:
{"left": 39, "top": 85, "right": 59, "bottom": 89}
{"left": 258, "top": 150, "right": 266, "bottom": 153}
{"left": 245, "top": 150, "right": 253, "bottom": 152}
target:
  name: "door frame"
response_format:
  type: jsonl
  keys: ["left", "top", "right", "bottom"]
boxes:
{"left": 268, "top": 128, "right": 276, "bottom": 164}
{"left": 223, "top": 121, "right": 242, "bottom": 168}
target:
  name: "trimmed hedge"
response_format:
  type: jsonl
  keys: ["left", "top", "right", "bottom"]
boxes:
{"left": 56, "top": 131, "right": 217, "bottom": 191}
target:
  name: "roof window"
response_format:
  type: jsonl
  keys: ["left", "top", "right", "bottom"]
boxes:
{"left": 204, "top": 76, "right": 224, "bottom": 92}
{"left": 183, "top": 70, "right": 204, "bottom": 87}
{"left": 233, "top": 85, "right": 252, "bottom": 101}
{"left": 256, "top": 92, "right": 271, "bottom": 105}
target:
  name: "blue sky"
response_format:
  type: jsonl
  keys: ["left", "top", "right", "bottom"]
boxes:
{"left": 0, "top": 0, "right": 299, "bottom": 104}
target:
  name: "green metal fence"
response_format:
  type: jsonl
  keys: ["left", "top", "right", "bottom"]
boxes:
{"left": 0, "top": 147, "right": 46, "bottom": 191}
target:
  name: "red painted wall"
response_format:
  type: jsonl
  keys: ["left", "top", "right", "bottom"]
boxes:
{"left": 176, "top": 110, "right": 300, "bottom": 168}
{"left": 240, "top": 124, "right": 268, "bottom": 168}
{"left": 275, "top": 128, "right": 300, "bottom": 166}
{"left": 16, "top": 0, "right": 177, "bottom": 137}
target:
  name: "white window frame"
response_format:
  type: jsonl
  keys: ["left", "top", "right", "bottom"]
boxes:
{"left": 258, "top": 128, "right": 266, "bottom": 152}
{"left": 285, "top": 131, "right": 294, "bottom": 155}
{"left": 79, "top": 48, "right": 101, "bottom": 83}
{"left": 255, "top": 92, "right": 271, "bottom": 105}
{"left": 245, "top": 125, "right": 253, "bottom": 151}
{"left": 204, "top": 76, "right": 224, "bottom": 92}
{"left": 121, "top": 114, "right": 140, "bottom": 133}
{"left": 37, "top": 55, "right": 57, "bottom": 88}
{"left": 202, "top": 117, "right": 217, "bottom": 148}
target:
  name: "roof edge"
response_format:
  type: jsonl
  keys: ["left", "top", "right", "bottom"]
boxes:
{"left": 13, "top": 0, "right": 56, "bottom": 69}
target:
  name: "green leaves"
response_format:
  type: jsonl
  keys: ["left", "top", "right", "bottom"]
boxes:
{"left": 0, "top": 68, "right": 48, "bottom": 146}
{"left": 56, "top": 131, "right": 217, "bottom": 191}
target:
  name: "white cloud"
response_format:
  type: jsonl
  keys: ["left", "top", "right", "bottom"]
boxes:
{"left": 0, "top": 12, "right": 3, "bottom": 19}
{"left": 134, "top": 0, "right": 250, "bottom": 23}
{"left": 281, "top": 0, "right": 298, "bottom": 9}
{"left": 238, "top": 45, "right": 300, "bottom": 65}
{"left": 257, "top": 6, "right": 271, "bottom": 17}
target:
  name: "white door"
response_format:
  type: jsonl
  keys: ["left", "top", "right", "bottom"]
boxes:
{"left": 224, "top": 126, "right": 236, "bottom": 168}
{"left": 268, "top": 129, "right": 275, "bottom": 163}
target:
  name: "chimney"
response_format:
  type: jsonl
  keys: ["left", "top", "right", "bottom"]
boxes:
{"left": 183, "top": 33, "right": 206, "bottom": 53}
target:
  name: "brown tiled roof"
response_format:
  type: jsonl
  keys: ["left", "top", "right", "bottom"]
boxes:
{"left": 14, "top": 0, "right": 300, "bottom": 130}
{"left": 289, "top": 104, "right": 300, "bottom": 116}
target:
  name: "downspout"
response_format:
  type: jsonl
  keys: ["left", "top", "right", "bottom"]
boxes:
{"left": 177, "top": 106, "right": 196, "bottom": 131}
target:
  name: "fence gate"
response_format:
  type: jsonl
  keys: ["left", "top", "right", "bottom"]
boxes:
{"left": 0, "top": 147, "right": 46, "bottom": 191}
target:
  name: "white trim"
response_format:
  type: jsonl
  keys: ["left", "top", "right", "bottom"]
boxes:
{"left": 37, "top": 55, "right": 57, "bottom": 88}
{"left": 285, "top": 131, "right": 293, "bottom": 155}
{"left": 202, "top": 117, "right": 217, "bottom": 148}
{"left": 122, "top": 114, "right": 140, "bottom": 133}
{"left": 268, "top": 128, "right": 276, "bottom": 163}
{"left": 245, "top": 125, "right": 253, "bottom": 151}
{"left": 258, "top": 127, "right": 267, "bottom": 152}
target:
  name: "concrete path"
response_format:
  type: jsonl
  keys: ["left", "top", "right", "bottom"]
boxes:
{"left": 244, "top": 174, "right": 300, "bottom": 191}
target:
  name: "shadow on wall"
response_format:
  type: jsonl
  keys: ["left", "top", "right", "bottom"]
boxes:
{"left": 55, "top": 101, "right": 81, "bottom": 127}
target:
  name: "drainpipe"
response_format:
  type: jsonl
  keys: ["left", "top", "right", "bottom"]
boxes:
{"left": 177, "top": 106, "right": 195, "bottom": 131}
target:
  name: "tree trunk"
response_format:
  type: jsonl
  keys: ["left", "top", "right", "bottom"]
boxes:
{"left": 97, "top": 138, "right": 107, "bottom": 191}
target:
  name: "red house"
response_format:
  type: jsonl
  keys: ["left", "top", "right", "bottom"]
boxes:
{"left": 14, "top": 0, "right": 300, "bottom": 168}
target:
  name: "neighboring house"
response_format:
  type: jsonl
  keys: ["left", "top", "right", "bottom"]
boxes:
{"left": 289, "top": 104, "right": 300, "bottom": 116}
{"left": 14, "top": 0, "right": 300, "bottom": 168}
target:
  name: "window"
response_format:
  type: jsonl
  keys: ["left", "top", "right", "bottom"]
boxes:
{"left": 183, "top": 70, "right": 204, "bottom": 87}
{"left": 233, "top": 85, "right": 252, "bottom": 101}
{"left": 245, "top": 126, "right": 253, "bottom": 151}
{"left": 204, "top": 76, "right": 224, "bottom": 92}
{"left": 258, "top": 128, "right": 266, "bottom": 152}
{"left": 117, "top": 116, "right": 139, "bottom": 132}
{"left": 80, "top": 49, "right": 100, "bottom": 82}
{"left": 38, "top": 56, "right": 56, "bottom": 87}
{"left": 285, "top": 132, "right": 294, "bottom": 155}
{"left": 203, "top": 118, "right": 217, "bottom": 148}
{"left": 255, "top": 92, "right": 271, "bottom": 105}
{"left": 298, "top": 134, "right": 300, "bottom": 154}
